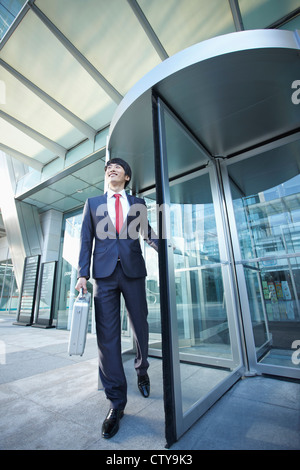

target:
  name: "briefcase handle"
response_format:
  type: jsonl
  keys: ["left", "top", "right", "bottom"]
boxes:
{"left": 78, "top": 288, "right": 90, "bottom": 301}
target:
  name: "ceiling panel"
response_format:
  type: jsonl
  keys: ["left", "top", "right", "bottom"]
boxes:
{"left": 69, "top": 185, "right": 102, "bottom": 203}
{"left": 36, "top": 0, "right": 162, "bottom": 96}
{"left": 49, "top": 175, "right": 90, "bottom": 195}
{"left": 1, "top": 0, "right": 299, "bottom": 211}
{"left": 29, "top": 187, "right": 66, "bottom": 204}
{"left": 239, "top": 0, "right": 300, "bottom": 29}
{"left": 227, "top": 140, "right": 300, "bottom": 197}
{"left": 1, "top": 9, "right": 117, "bottom": 131}
{"left": 19, "top": 157, "right": 106, "bottom": 213}
{"left": 138, "top": 0, "right": 235, "bottom": 56}
{"left": 0, "top": 117, "right": 54, "bottom": 164}
{"left": 47, "top": 196, "right": 83, "bottom": 212}
{"left": 0, "top": 66, "right": 83, "bottom": 149}
{"left": 72, "top": 159, "right": 106, "bottom": 186}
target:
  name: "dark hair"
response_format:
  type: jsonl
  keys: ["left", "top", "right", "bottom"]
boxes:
{"left": 105, "top": 158, "right": 132, "bottom": 188}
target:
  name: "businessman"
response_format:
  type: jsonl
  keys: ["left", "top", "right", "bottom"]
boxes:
{"left": 75, "top": 158, "right": 158, "bottom": 439}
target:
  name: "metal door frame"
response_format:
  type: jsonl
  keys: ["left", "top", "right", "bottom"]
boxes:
{"left": 152, "top": 92, "right": 245, "bottom": 445}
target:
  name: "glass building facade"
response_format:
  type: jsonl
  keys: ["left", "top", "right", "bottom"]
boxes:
{"left": 0, "top": 0, "right": 299, "bottom": 445}
{"left": 0, "top": 0, "right": 27, "bottom": 40}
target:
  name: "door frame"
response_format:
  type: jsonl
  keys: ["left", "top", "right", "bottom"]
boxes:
{"left": 152, "top": 92, "right": 245, "bottom": 445}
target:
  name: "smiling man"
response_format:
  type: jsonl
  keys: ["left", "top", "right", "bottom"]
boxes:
{"left": 76, "top": 158, "right": 158, "bottom": 439}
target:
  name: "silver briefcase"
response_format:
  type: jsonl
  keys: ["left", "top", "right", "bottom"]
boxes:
{"left": 68, "top": 289, "right": 91, "bottom": 356}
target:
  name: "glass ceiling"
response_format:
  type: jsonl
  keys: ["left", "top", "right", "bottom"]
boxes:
{"left": 0, "top": 0, "right": 27, "bottom": 39}
{"left": 0, "top": 0, "right": 299, "bottom": 208}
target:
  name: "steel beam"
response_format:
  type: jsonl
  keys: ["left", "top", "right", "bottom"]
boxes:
{"left": 28, "top": 1, "right": 123, "bottom": 104}
{"left": 0, "top": 110, "right": 66, "bottom": 158}
{"left": 0, "top": 59, "right": 97, "bottom": 141}
{"left": 0, "top": 143, "right": 44, "bottom": 171}
{"left": 228, "top": 0, "right": 244, "bottom": 31}
{"left": 127, "top": 0, "right": 169, "bottom": 61}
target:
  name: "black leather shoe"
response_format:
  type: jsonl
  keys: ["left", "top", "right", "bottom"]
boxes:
{"left": 138, "top": 374, "right": 150, "bottom": 398}
{"left": 101, "top": 408, "right": 124, "bottom": 439}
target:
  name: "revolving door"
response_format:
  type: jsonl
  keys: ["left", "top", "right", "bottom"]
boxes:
{"left": 149, "top": 95, "right": 244, "bottom": 444}
{"left": 107, "top": 29, "right": 300, "bottom": 446}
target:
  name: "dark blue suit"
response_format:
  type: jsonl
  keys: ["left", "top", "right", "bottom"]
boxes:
{"left": 78, "top": 193, "right": 158, "bottom": 409}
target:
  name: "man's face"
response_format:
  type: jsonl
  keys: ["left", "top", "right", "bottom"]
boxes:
{"left": 106, "top": 163, "right": 130, "bottom": 188}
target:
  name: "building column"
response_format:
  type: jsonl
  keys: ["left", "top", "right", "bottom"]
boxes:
{"left": 0, "top": 152, "right": 43, "bottom": 288}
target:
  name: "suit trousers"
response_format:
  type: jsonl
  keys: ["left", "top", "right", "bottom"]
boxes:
{"left": 94, "top": 262, "right": 149, "bottom": 410}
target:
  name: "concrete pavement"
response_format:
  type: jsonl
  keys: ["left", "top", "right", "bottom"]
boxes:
{"left": 0, "top": 314, "right": 299, "bottom": 451}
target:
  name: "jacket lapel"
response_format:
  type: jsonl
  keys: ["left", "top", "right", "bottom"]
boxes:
{"left": 94, "top": 193, "right": 116, "bottom": 238}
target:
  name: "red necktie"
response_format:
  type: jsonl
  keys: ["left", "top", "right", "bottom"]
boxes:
{"left": 114, "top": 194, "right": 123, "bottom": 233}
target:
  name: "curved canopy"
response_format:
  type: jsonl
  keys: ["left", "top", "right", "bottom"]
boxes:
{"left": 108, "top": 29, "right": 300, "bottom": 195}
{"left": 0, "top": 1, "right": 299, "bottom": 208}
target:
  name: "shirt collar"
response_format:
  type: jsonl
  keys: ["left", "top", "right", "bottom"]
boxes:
{"left": 107, "top": 188, "right": 127, "bottom": 199}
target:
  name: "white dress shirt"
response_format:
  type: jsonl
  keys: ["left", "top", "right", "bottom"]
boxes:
{"left": 107, "top": 189, "right": 130, "bottom": 228}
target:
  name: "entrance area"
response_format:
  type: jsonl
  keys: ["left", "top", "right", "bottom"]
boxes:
{"left": 55, "top": 95, "right": 300, "bottom": 443}
{"left": 106, "top": 29, "right": 300, "bottom": 446}
{"left": 147, "top": 95, "right": 300, "bottom": 443}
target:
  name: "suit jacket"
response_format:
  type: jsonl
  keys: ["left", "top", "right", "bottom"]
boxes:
{"left": 77, "top": 193, "right": 158, "bottom": 279}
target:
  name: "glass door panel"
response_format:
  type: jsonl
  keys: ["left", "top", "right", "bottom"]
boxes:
{"left": 226, "top": 148, "right": 300, "bottom": 377}
{"left": 152, "top": 96, "right": 244, "bottom": 441}
{"left": 168, "top": 172, "right": 242, "bottom": 416}
{"left": 242, "top": 264, "right": 270, "bottom": 355}
{"left": 258, "top": 256, "right": 300, "bottom": 367}
{"left": 143, "top": 194, "right": 161, "bottom": 352}
{"left": 169, "top": 175, "right": 234, "bottom": 367}
{"left": 143, "top": 173, "right": 243, "bottom": 416}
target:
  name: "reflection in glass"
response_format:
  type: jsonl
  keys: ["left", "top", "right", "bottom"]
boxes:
{"left": 169, "top": 174, "right": 234, "bottom": 413}
{"left": 158, "top": 102, "right": 242, "bottom": 415}
{"left": 242, "top": 265, "right": 269, "bottom": 351}
{"left": 230, "top": 167, "right": 300, "bottom": 369}
{"left": 36, "top": 262, "right": 56, "bottom": 324}
{"left": 144, "top": 195, "right": 161, "bottom": 349}
{"left": 233, "top": 174, "right": 300, "bottom": 260}
{"left": 169, "top": 176, "right": 232, "bottom": 358}
{"left": 0, "top": 0, "right": 27, "bottom": 40}
{"left": 0, "top": 259, "right": 18, "bottom": 313}
{"left": 57, "top": 213, "right": 93, "bottom": 331}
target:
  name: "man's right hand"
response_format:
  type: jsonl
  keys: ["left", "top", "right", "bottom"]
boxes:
{"left": 75, "top": 277, "right": 88, "bottom": 294}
